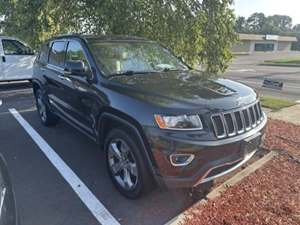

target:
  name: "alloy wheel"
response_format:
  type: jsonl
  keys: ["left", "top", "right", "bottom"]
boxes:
{"left": 108, "top": 139, "right": 138, "bottom": 191}
{"left": 37, "top": 94, "right": 47, "bottom": 122}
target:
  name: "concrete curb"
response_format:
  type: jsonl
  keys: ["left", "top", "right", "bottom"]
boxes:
{"left": 165, "top": 151, "right": 278, "bottom": 225}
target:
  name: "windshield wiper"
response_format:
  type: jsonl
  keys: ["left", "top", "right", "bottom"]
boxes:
{"left": 107, "top": 70, "right": 156, "bottom": 78}
{"left": 160, "top": 68, "right": 186, "bottom": 72}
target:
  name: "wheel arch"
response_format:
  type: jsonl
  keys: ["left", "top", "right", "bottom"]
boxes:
{"left": 97, "top": 111, "right": 159, "bottom": 179}
{"left": 32, "top": 80, "right": 42, "bottom": 97}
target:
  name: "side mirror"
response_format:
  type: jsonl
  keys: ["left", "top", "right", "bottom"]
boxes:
{"left": 64, "top": 60, "right": 88, "bottom": 77}
{"left": 178, "top": 56, "right": 185, "bottom": 63}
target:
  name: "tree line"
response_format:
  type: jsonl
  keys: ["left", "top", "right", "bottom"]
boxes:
{"left": 235, "top": 13, "right": 300, "bottom": 50}
{"left": 0, "top": 0, "right": 237, "bottom": 73}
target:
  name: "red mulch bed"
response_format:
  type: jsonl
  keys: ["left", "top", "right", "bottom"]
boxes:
{"left": 182, "top": 119, "right": 300, "bottom": 225}
{"left": 264, "top": 119, "right": 300, "bottom": 159}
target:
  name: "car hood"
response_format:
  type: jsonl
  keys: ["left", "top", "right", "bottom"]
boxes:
{"left": 106, "top": 70, "right": 258, "bottom": 112}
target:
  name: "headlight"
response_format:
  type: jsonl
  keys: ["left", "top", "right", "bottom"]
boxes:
{"left": 154, "top": 114, "right": 203, "bottom": 130}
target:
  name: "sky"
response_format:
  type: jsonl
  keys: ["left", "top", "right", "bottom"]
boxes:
{"left": 234, "top": 0, "right": 300, "bottom": 25}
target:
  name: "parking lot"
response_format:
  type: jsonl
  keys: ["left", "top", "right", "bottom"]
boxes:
{"left": 225, "top": 52, "right": 300, "bottom": 101}
{"left": 0, "top": 82, "right": 202, "bottom": 225}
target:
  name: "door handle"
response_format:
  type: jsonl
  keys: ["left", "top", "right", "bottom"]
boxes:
{"left": 58, "top": 74, "right": 71, "bottom": 82}
{"left": 1, "top": 56, "right": 5, "bottom": 63}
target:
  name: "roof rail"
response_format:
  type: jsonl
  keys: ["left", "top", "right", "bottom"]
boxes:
{"left": 56, "top": 32, "right": 82, "bottom": 37}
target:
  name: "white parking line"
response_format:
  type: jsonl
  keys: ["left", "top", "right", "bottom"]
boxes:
{"left": 9, "top": 108, "right": 121, "bottom": 225}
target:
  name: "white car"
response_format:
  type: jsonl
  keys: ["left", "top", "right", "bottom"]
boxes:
{"left": 0, "top": 36, "right": 36, "bottom": 81}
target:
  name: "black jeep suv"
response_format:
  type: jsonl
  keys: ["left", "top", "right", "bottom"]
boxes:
{"left": 32, "top": 34, "right": 267, "bottom": 198}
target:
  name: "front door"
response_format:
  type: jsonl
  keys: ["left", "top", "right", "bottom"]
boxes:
{"left": 45, "top": 40, "right": 94, "bottom": 135}
{"left": 1, "top": 39, "right": 36, "bottom": 81}
{"left": 63, "top": 40, "right": 95, "bottom": 133}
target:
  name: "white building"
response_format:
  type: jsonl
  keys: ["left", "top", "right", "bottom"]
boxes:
{"left": 232, "top": 33, "right": 297, "bottom": 54}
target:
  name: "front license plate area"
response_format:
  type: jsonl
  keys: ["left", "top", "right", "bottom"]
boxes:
{"left": 241, "top": 132, "right": 262, "bottom": 155}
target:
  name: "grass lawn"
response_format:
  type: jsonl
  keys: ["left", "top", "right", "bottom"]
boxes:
{"left": 262, "top": 57, "right": 300, "bottom": 67}
{"left": 260, "top": 96, "right": 296, "bottom": 111}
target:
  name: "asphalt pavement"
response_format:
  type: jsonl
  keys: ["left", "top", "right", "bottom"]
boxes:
{"left": 224, "top": 52, "right": 300, "bottom": 101}
{"left": 0, "top": 82, "right": 200, "bottom": 225}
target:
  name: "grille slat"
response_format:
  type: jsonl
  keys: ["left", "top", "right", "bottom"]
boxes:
{"left": 234, "top": 111, "right": 244, "bottom": 133}
{"left": 211, "top": 102, "right": 264, "bottom": 139}
{"left": 211, "top": 115, "right": 226, "bottom": 138}
{"left": 254, "top": 104, "right": 260, "bottom": 123}
{"left": 242, "top": 109, "right": 251, "bottom": 129}
{"left": 224, "top": 113, "right": 235, "bottom": 136}
{"left": 249, "top": 106, "right": 256, "bottom": 127}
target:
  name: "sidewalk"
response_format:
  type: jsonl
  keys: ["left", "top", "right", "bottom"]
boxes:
{"left": 266, "top": 104, "right": 300, "bottom": 126}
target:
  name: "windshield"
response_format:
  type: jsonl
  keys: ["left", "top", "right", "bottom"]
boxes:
{"left": 88, "top": 40, "right": 188, "bottom": 77}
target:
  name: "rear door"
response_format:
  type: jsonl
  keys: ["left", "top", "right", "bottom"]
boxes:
{"left": 0, "top": 38, "right": 36, "bottom": 81}
{"left": 44, "top": 40, "right": 70, "bottom": 114}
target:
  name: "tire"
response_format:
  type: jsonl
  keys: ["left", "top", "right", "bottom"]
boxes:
{"left": 104, "top": 128, "right": 154, "bottom": 199}
{"left": 35, "top": 89, "right": 59, "bottom": 126}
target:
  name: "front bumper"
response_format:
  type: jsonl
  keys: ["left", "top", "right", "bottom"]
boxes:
{"left": 146, "top": 117, "right": 267, "bottom": 188}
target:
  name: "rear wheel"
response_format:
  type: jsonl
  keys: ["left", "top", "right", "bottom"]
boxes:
{"left": 104, "top": 129, "right": 153, "bottom": 199}
{"left": 35, "top": 89, "right": 59, "bottom": 126}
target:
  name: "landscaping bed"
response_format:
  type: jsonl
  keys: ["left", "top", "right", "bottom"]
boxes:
{"left": 261, "top": 58, "right": 300, "bottom": 67}
{"left": 181, "top": 119, "right": 300, "bottom": 225}
{"left": 260, "top": 96, "right": 296, "bottom": 111}
{"left": 264, "top": 119, "right": 300, "bottom": 159}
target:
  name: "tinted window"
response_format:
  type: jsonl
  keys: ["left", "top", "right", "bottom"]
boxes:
{"left": 49, "top": 41, "right": 66, "bottom": 67}
{"left": 66, "top": 41, "right": 88, "bottom": 66}
{"left": 39, "top": 43, "right": 50, "bottom": 64}
{"left": 254, "top": 43, "right": 275, "bottom": 52}
{"left": 2, "top": 39, "right": 34, "bottom": 55}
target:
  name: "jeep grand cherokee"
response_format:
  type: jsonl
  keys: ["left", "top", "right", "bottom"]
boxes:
{"left": 32, "top": 34, "right": 267, "bottom": 198}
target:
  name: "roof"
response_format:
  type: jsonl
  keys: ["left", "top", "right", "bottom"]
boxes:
{"left": 238, "top": 33, "right": 297, "bottom": 42}
{"left": 0, "top": 36, "right": 18, "bottom": 40}
{"left": 53, "top": 33, "right": 151, "bottom": 42}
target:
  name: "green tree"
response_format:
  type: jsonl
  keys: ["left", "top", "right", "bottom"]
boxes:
{"left": 293, "top": 24, "right": 300, "bottom": 32}
{"left": 0, "top": 0, "right": 237, "bottom": 73}
{"left": 198, "top": 0, "right": 237, "bottom": 73}
{"left": 246, "top": 12, "right": 266, "bottom": 33}
{"left": 235, "top": 16, "right": 247, "bottom": 33}
{"left": 235, "top": 13, "right": 294, "bottom": 35}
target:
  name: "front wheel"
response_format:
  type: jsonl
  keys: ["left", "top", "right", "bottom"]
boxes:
{"left": 104, "top": 129, "right": 154, "bottom": 199}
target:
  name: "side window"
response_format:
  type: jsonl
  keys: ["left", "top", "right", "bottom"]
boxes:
{"left": 66, "top": 41, "right": 89, "bottom": 67}
{"left": 39, "top": 43, "right": 50, "bottom": 64}
{"left": 2, "top": 39, "right": 33, "bottom": 55}
{"left": 48, "top": 41, "right": 66, "bottom": 68}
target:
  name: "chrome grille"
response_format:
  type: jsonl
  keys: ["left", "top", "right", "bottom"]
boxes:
{"left": 211, "top": 102, "right": 264, "bottom": 139}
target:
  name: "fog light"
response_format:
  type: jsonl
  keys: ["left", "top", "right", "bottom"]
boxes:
{"left": 169, "top": 154, "right": 195, "bottom": 167}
